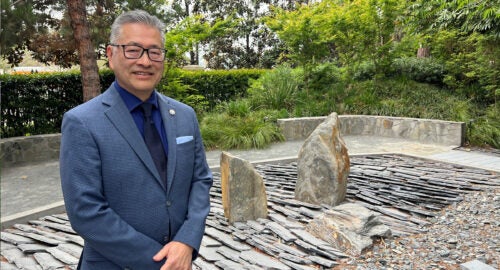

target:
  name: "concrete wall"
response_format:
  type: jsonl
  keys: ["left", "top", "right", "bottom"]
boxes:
{"left": 1, "top": 115, "right": 465, "bottom": 168}
{"left": 278, "top": 115, "right": 465, "bottom": 146}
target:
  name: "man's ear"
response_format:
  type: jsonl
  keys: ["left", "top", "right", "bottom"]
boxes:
{"left": 106, "top": 45, "right": 114, "bottom": 69}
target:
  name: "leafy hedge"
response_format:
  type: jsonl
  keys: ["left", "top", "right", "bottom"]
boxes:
{"left": 392, "top": 57, "right": 445, "bottom": 85}
{"left": 1, "top": 68, "right": 264, "bottom": 138}
{"left": 173, "top": 69, "right": 265, "bottom": 109}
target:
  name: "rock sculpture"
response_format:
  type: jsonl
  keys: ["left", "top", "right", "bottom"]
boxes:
{"left": 295, "top": 112, "right": 350, "bottom": 206}
{"left": 220, "top": 152, "right": 268, "bottom": 223}
{"left": 306, "top": 203, "right": 391, "bottom": 256}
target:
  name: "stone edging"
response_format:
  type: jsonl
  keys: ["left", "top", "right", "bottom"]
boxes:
{"left": 1, "top": 133, "right": 61, "bottom": 168}
{"left": 1, "top": 115, "right": 465, "bottom": 168}
{"left": 278, "top": 115, "right": 465, "bottom": 146}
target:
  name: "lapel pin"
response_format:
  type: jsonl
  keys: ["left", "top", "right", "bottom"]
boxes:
{"left": 169, "top": 109, "right": 176, "bottom": 116}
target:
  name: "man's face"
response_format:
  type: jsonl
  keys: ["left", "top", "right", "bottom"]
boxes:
{"left": 107, "top": 23, "right": 164, "bottom": 101}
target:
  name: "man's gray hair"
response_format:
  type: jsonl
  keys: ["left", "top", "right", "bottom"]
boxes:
{"left": 110, "top": 10, "right": 166, "bottom": 45}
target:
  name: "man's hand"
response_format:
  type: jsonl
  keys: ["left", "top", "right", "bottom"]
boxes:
{"left": 153, "top": 241, "right": 193, "bottom": 270}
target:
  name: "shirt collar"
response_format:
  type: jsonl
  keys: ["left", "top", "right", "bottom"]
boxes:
{"left": 115, "top": 81, "right": 159, "bottom": 112}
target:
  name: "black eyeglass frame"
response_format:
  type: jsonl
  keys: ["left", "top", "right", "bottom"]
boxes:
{"left": 108, "top": 43, "right": 167, "bottom": 62}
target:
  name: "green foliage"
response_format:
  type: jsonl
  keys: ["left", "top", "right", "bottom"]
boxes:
{"left": 392, "top": 57, "right": 445, "bottom": 85}
{"left": 291, "top": 63, "right": 346, "bottom": 116}
{"left": 467, "top": 104, "right": 500, "bottom": 148}
{"left": 196, "top": 1, "right": 285, "bottom": 69}
{"left": 200, "top": 99, "right": 284, "bottom": 150}
{"left": 266, "top": 0, "right": 403, "bottom": 78}
{"left": 1, "top": 71, "right": 81, "bottom": 137}
{"left": 247, "top": 65, "right": 303, "bottom": 112}
{"left": 407, "top": 0, "right": 500, "bottom": 38}
{"left": 225, "top": 99, "right": 252, "bottom": 118}
{"left": 404, "top": 1, "right": 499, "bottom": 104}
{"left": 307, "top": 62, "right": 343, "bottom": 93}
{"left": 0, "top": 69, "right": 115, "bottom": 137}
{"left": 1, "top": 0, "right": 172, "bottom": 67}
{"left": 1, "top": 0, "right": 61, "bottom": 66}
{"left": 430, "top": 30, "right": 499, "bottom": 103}
{"left": 265, "top": 4, "right": 333, "bottom": 67}
{"left": 179, "top": 69, "right": 265, "bottom": 110}
{"left": 0, "top": 69, "right": 260, "bottom": 138}
{"left": 160, "top": 68, "right": 209, "bottom": 115}
{"left": 352, "top": 61, "right": 377, "bottom": 81}
{"left": 245, "top": 63, "right": 344, "bottom": 117}
{"left": 340, "top": 79, "right": 472, "bottom": 120}
{"left": 165, "top": 14, "right": 237, "bottom": 67}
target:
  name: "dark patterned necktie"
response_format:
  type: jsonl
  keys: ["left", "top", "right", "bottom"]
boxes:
{"left": 140, "top": 102, "right": 167, "bottom": 186}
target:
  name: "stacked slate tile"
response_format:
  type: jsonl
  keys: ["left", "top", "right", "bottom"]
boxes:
{"left": 2, "top": 154, "right": 499, "bottom": 269}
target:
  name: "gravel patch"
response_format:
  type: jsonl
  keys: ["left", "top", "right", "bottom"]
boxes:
{"left": 338, "top": 188, "right": 500, "bottom": 269}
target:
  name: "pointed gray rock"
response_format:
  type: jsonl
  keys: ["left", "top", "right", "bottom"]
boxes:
{"left": 295, "top": 112, "right": 350, "bottom": 206}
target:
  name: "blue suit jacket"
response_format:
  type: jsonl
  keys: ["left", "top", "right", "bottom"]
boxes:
{"left": 60, "top": 85, "right": 213, "bottom": 269}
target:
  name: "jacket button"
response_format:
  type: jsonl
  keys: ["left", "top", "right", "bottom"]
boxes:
{"left": 166, "top": 200, "right": 172, "bottom": 207}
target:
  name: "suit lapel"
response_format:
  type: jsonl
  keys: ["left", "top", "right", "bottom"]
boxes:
{"left": 102, "top": 87, "right": 166, "bottom": 190}
{"left": 158, "top": 95, "right": 177, "bottom": 194}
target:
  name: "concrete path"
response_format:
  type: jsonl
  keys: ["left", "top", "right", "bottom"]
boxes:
{"left": 1, "top": 135, "right": 499, "bottom": 229}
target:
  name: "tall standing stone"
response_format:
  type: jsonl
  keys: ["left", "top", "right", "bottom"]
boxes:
{"left": 295, "top": 112, "right": 350, "bottom": 206}
{"left": 220, "top": 152, "right": 268, "bottom": 223}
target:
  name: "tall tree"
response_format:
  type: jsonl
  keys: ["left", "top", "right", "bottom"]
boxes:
{"left": 1, "top": 0, "right": 62, "bottom": 66}
{"left": 167, "top": 0, "right": 203, "bottom": 65}
{"left": 266, "top": 0, "right": 402, "bottom": 75}
{"left": 197, "top": 0, "right": 285, "bottom": 69}
{"left": 166, "top": 0, "right": 309, "bottom": 69}
{"left": 1, "top": 0, "right": 167, "bottom": 68}
{"left": 67, "top": 0, "right": 101, "bottom": 101}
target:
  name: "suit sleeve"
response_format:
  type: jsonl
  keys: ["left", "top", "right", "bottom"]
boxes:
{"left": 60, "top": 111, "right": 165, "bottom": 269}
{"left": 171, "top": 111, "right": 213, "bottom": 259}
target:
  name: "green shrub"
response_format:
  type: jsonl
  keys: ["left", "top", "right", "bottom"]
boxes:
{"left": 338, "top": 79, "right": 472, "bottom": 120}
{"left": 467, "top": 105, "right": 500, "bottom": 148}
{"left": 200, "top": 108, "right": 284, "bottom": 150}
{"left": 430, "top": 31, "right": 499, "bottom": 104}
{"left": 392, "top": 57, "right": 445, "bottom": 85}
{"left": 224, "top": 99, "right": 252, "bottom": 118}
{"left": 352, "top": 61, "right": 376, "bottom": 81}
{"left": 1, "top": 71, "right": 83, "bottom": 137}
{"left": 307, "top": 63, "right": 343, "bottom": 92}
{"left": 179, "top": 69, "right": 265, "bottom": 110}
{"left": 160, "top": 68, "right": 209, "bottom": 115}
{"left": 247, "top": 65, "right": 303, "bottom": 112}
{"left": 0, "top": 68, "right": 261, "bottom": 138}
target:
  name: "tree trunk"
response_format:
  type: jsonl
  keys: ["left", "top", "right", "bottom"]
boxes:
{"left": 417, "top": 47, "right": 430, "bottom": 58}
{"left": 67, "top": 0, "right": 101, "bottom": 102}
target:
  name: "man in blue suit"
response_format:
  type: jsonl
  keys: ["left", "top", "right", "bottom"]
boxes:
{"left": 60, "top": 10, "right": 213, "bottom": 270}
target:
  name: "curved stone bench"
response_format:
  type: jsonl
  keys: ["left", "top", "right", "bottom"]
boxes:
{"left": 1, "top": 115, "right": 465, "bottom": 168}
{"left": 278, "top": 115, "right": 465, "bottom": 146}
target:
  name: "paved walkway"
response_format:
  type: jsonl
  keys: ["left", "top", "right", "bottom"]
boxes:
{"left": 1, "top": 135, "right": 499, "bottom": 228}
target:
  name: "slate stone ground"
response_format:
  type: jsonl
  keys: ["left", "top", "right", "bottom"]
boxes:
{"left": 1, "top": 135, "right": 499, "bottom": 269}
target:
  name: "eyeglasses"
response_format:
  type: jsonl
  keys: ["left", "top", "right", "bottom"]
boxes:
{"left": 109, "top": 44, "right": 166, "bottom": 62}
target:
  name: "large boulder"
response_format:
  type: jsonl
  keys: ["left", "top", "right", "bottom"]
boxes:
{"left": 295, "top": 112, "right": 350, "bottom": 206}
{"left": 220, "top": 152, "right": 268, "bottom": 223}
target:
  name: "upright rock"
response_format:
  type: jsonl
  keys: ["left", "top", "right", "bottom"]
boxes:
{"left": 306, "top": 203, "right": 391, "bottom": 256}
{"left": 295, "top": 112, "right": 350, "bottom": 206}
{"left": 220, "top": 152, "right": 268, "bottom": 223}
